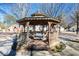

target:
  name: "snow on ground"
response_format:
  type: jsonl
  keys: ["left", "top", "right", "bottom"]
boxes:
{"left": 0, "top": 34, "right": 16, "bottom": 56}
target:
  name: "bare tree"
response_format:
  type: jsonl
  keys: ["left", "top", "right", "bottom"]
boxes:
{"left": 4, "top": 14, "right": 16, "bottom": 27}
{"left": 40, "top": 3, "right": 64, "bottom": 17}
{"left": 39, "top": 3, "right": 68, "bottom": 33}
{"left": 11, "top": 3, "right": 31, "bottom": 19}
{"left": 70, "top": 4, "right": 79, "bottom": 34}
{"left": 76, "top": 13, "right": 79, "bottom": 34}
{"left": 76, "top": 4, "right": 79, "bottom": 34}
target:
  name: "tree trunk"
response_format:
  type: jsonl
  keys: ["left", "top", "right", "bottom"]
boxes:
{"left": 77, "top": 18, "right": 79, "bottom": 34}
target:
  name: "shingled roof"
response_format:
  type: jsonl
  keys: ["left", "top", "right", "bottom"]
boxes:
{"left": 16, "top": 13, "right": 60, "bottom": 25}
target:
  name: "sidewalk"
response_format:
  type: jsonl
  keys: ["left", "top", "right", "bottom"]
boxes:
{"left": 59, "top": 32, "right": 79, "bottom": 41}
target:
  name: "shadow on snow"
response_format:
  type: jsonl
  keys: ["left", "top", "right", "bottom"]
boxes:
{"left": 0, "top": 36, "right": 17, "bottom": 56}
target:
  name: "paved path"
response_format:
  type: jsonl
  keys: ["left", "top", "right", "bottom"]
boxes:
{"left": 0, "top": 32, "right": 79, "bottom": 56}
{"left": 57, "top": 32, "right": 79, "bottom": 56}
{"left": 59, "top": 32, "right": 79, "bottom": 41}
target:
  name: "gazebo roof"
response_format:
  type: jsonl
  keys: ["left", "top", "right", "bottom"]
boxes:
{"left": 16, "top": 13, "right": 60, "bottom": 25}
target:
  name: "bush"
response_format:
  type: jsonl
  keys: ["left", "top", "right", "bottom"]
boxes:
{"left": 51, "top": 42, "right": 66, "bottom": 52}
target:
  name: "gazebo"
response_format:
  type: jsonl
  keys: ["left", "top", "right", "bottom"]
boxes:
{"left": 16, "top": 12, "right": 60, "bottom": 50}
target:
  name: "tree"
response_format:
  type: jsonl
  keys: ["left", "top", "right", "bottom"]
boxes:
{"left": 4, "top": 14, "right": 16, "bottom": 27}
{"left": 57, "top": 12, "right": 68, "bottom": 33}
{"left": 11, "top": 3, "right": 31, "bottom": 19}
{"left": 70, "top": 4, "right": 79, "bottom": 34}
{"left": 76, "top": 11, "right": 79, "bottom": 34}
{"left": 40, "top": 3, "right": 64, "bottom": 17}
{"left": 40, "top": 4, "right": 67, "bottom": 27}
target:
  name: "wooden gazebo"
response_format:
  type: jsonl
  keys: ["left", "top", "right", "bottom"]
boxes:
{"left": 16, "top": 12, "right": 60, "bottom": 50}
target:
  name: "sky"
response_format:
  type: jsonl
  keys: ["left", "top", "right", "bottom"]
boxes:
{"left": 0, "top": 3, "right": 77, "bottom": 24}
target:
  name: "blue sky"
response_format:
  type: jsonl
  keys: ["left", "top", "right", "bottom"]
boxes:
{"left": 0, "top": 3, "right": 77, "bottom": 24}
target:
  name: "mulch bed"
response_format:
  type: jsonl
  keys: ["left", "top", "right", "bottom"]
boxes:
{"left": 27, "top": 40, "right": 49, "bottom": 50}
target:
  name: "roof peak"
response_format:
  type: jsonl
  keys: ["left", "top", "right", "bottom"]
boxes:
{"left": 31, "top": 10, "right": 47, "bottom": 17}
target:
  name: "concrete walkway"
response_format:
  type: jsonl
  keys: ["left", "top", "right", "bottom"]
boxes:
{"left": 0, "top": 32, "right": 79, "bottom": 56}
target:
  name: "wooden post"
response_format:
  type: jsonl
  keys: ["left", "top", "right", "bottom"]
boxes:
{"left": 43, "top": 25, "right": 45, "bottom": 33}
{"left": 18, "top": 24, "right": 20, "bottom": 33}
{"left": 26, "top": 22, "right": 30, "bottom": 42}
{"left": 48, "top": 22, "right": 59, "bottom": 49}
{"left": 23, "top": 25, "right": 26, "bottom": 32}
{"left": 32, "top": 25, "right": 35, "bottom": 34}
{"left": 48, "top": 22, "right": 52, "bottom": 46}
{"left": 19, "top": 24, "right": 20, "bottom": 28}
{"left": 42, "top": 25, "right": 44, "bottom": 33}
